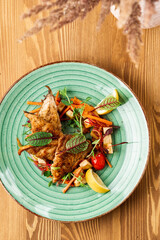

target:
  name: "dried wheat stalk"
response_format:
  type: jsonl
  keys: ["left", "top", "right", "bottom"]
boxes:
{"left": 20, "top": 0, "right": 158, "bottom": 66}
{"left": 123, "top": 1, "right": 142, "bottom": 66}
{"left": 19, "top": 0, "right": 100, "bottom": 42}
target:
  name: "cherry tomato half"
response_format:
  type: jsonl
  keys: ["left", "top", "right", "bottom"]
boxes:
{"left": 91, "top": 153, "right": 106, "bottom": 170}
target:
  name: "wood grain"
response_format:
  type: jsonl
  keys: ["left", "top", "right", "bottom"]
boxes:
{"left": 0, "top": 1, "right": 160, "bottom": 240}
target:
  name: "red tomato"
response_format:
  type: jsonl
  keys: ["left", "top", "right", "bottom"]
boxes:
{"left": 91, "top": 153, "right": 106, "bottom": 170}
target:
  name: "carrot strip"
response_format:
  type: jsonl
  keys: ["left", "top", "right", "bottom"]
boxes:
{"left": 55, "top": 91, "right": 59, "bottom": 101}
{"left": 62, "top": 177, "right": 76, "bottom": 193}
{"left": 27, "top": 101, "right": 42, "bottom": 105}
{"left": 73, "top": 167, "right": 82, "bottom": 177}
{"left": 18, "top": 145, "right": 33, "bottom": 155}
{"left": 56, "top": 101, "right": 59, "bottom": 105}
{"left": 84, "top": 115, "right": 112, "bottom": 126}
{"left": 60, "top": 106, "right": 71, "bottom": 119}
{"left": 105, "top": 158, "right": 112, "bottom": 168}
{"left": 71, "top": 104, "right": 95, "bottom": 113}
{"left": 70, "top": 96, "right": 95, "bottom": 112}
{"left": 84, "top": 105, "right": 95, "bottom": 112}
{"left": 62, "top": 167, "right": 82, "bottom": 193}
{"left": 71, "top": 104, "right": 81, "bottom": 108}
{"left": 29, "top": 107, "right": 41, "bottom": 113}
{"left": 55, "top": 91, "right": 60, "bottom": 105}
{"left": 71, "top": 96, "right": 82, "bottom": 105}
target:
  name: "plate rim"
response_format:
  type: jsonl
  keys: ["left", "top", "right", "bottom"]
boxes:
{"left": 0, "top": 61, "right": 150, "bottom": 222}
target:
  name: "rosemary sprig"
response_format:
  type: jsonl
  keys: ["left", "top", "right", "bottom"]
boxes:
{"left": 73, "top": 106, "right": 85, "bottom": 135}
{"left": 60, "top": 87, "right": 73, "bottom": 106}
{"left": 62, "top": 172, "right": 72, "bottom": 183}
{"left": 87, "top": 139, "right": 100, "bottom": 158}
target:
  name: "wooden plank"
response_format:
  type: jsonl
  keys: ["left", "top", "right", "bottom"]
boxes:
{"left": 0, "top": 1, "right": 160, "bottom": 240}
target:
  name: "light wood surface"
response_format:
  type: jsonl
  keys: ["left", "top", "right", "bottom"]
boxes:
{"left": 0, "top": 1, "right": 160, "bottom": 240}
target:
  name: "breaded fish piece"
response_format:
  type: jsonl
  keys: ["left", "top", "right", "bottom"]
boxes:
{"left": 19, "top": 87, "right": 63, "bottom": 157}
{"left": 19, "top": 112, "right": 61, "bottom": 157}
{"left": 38, "top": 86, "right": 61, "bottom": 131}
{"left": 27, "top": 140, "right": 58, "bottom": 161}
{"left": 51, "top": 135, "right": 92, "bottom": 182}
{"left": 24, "top": 86, "right": 62, "bottom": 137}
{"left": 24, "top": 112, "right": 62, "bottom": 138}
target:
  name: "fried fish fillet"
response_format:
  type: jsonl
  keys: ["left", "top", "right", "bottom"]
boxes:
{"left": 19, "top": 86, "right": 63, "bottom": 158}
{"left": 51, "top": 135, "right": 92, "bottom": 182}
{"left": 19, "top": 86, "right": 92, "bottom": 181}
{"left": 24, "top": 112, "right": 62, "bottom": 138}
{"left": 24, "top": 86, "right": 62, "bottom": 136}
{"left": 38, "top": 86, "right": 61, "bottom": 131}
{"left": 27, "top": 140, "right": 58, "bottom": 161}
{"left": 20, "top": 113, "right": 61, "bottom": 158}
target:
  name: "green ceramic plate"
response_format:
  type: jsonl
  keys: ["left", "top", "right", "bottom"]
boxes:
{"left": 0, "top": 62, "right": 149, "bottom": 222}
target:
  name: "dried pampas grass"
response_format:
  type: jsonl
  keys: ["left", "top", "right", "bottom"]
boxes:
{"left": 19, "top": 0, "right": 100, "bottom": 42}
{"left": 123, "top": 2, "right": 142, "bottom": 66}
{"left": 20, "top": 0, "right": 158, "bottom": 66}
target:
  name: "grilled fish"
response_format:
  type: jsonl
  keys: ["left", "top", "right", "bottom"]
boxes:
{"left": 51, "top": 135, "right": 92, "bottom": 182}
{"left": 27, "top": 140, "right": 58, "bottom": 161}
{"left": 19, "top": 86, "right": 92, "bottom": 183}
{"left": 38, "top": 86, "right": 61, "bottom": 131}
{"left": 24, "top": 111, "right": 62, "bottom": 138}
{"left": 19, "top": 86, "right": 63, "bottom": 158}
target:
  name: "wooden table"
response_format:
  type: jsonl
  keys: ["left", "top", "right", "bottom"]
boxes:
{"left": 0, "top": 1, "right": 160, "bottom": 240}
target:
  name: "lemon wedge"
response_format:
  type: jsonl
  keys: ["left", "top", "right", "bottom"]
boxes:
{"left": 96, "top": 89, "right": 119, "bottom": 115}
{"left": 86, "top": 169, "right": 110, "bottom": 193}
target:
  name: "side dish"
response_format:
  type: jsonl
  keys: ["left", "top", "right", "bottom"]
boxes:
{"left": 17, "top": 86, "right": 127, "bottom": 193}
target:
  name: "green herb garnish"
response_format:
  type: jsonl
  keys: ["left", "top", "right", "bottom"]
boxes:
{"left": 22, "top": 129, "right": 31, "bottom": 136}
{"left": 43, "top": 170, "right": 52, "bottom": 177}
{"left": 79, "top": 183, "right": 87, "bottom": 187}
{"left": 61, "top": 99, "right": 72, "bottom": 106}
{"left": 61, "top": 119, "right": 80, "bottom": 134}
{"left": 65, "top": 135, "right": 89, "bottom": 154}
{"left": 60, "top": 87, "right": 73, "bottom": 105}
{"left": 51, "top": 166, "right": 61, "bottom": 170}
{"left": 27, "top": 156, "right": 34, "bottom": 162}
{"left": 81, "top": 96, "right": 92, "bottom": 104}
{"left": 23, "top": 122, "right": 31, "bottom": 128}
{"left": 25, "top": 132, "right": 55, "bottom": 147}
{"left": 22, "top": 122, "right": 31, "bottom": 135}
{"left": 73, "top": 173, "right": 88, "bottom": 188}
{"left": 62, "top": 172, "right": 88, "bottom": 187}
{"left": 94, "top": 96, "right": 120, "bottom": 112}
{"left": 60, "top": 89, "right": 90, "bottom": 135}
{"left": 73, "top": 106, "right": 85, "bottom": 135}
{"left": 87, "top": 139, "right": 100, "bottom": 158}
{"left": 76, "top": 176, "right": 82, "bottom": 182}
{"left": 62, "top": 172, "right": 72, "bottom": 183}
{"left": 48, "top": 180, "right": 53, "bottom": 187}
{"left": 27, "top": 123, "right": 31, "bottom": 128}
